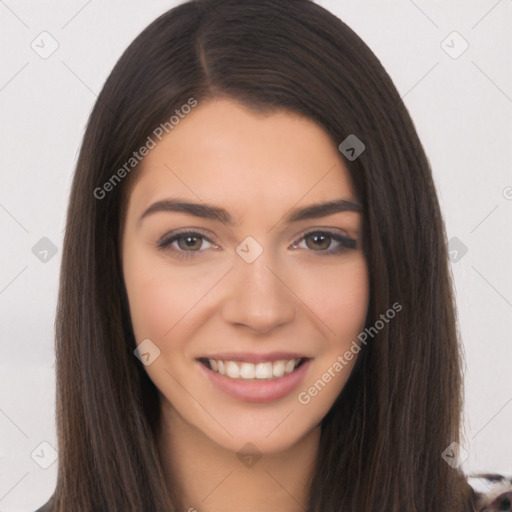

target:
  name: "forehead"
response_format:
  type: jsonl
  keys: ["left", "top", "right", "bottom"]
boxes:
{"left": 127, "top": 98, "right": 357, "bottom": 216}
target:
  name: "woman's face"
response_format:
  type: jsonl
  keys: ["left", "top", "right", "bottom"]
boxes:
{"left": 121, "top": 97, "right": 369, "bottom": 454}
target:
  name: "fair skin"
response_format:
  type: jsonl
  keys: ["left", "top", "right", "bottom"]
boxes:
{"left": 121, "top": 97, "right": 369, "bottom": 512}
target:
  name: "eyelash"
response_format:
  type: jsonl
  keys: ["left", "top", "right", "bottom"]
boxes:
{"left": 157, "top": 229, "right": 357, "bottom": 261}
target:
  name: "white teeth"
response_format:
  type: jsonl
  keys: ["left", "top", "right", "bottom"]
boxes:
{"left": 255, "top": 361, "right": 273, "bottom": 379}
{"left": 225, "top": 361, "right": 240, "bottom": 378}
{"left": 240, "top": 362, "right": 256, "bottom": 379}
{"left": 273, "top": 360, "right": 285, "bottom": 378}
{"left": 205, "top": 358, "right": 302, "bottom": 380}
{"left": 284, "top": 359, "right": 295, "bottom": 373}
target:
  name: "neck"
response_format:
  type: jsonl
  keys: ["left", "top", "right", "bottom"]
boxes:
{"left": 157, "top": 401, "right": 320, "bottom": 512}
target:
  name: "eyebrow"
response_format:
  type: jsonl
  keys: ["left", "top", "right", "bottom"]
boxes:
{"left": 138, "top": 197, "right": 362, "bottom": 228}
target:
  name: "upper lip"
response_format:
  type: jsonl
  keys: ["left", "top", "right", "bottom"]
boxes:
{"left": 197, "top": 352, "right": 310, "bottom": 363}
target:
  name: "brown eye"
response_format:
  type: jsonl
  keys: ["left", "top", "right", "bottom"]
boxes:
{"left": 157, "top": 230, "right": 217, "bottom": 260}
{"left": 292, "top": 230, "right": 357, "bottom": 255}
{"left": 304, "top": 232, "right": 332, "bottom": 251}
{"left": 176, "top": 234, "right": 203, "bottom": 251}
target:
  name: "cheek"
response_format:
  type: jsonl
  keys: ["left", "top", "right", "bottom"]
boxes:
{"left": 127, "top": 278, "right": 173, "bottom": 343}
{"left": 296, "top": 255, "right": 369, "bottom": 342}
{"left": 122, "top": 244, "right": 186, "bottom": 343}
{"left": 122, "top": 245, "right": 221, "bottom": 351}
{"left": 125, "top": 247, "right": 369, "bottom": 347}
{"left": 293, "top": 259, "right": 368, "bottom": 415}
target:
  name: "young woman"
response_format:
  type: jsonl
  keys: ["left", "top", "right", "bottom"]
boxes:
{"left": 35, "top": 0, "right": 511, "bottom": 510}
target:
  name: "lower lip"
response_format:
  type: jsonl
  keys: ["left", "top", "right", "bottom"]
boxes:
{"left": 197, "top": 359, "right": 312, "bottom": 403}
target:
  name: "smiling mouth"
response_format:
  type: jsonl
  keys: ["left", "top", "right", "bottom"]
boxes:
{"left": 197, "top": 357, "right": 309, "bottom": 381}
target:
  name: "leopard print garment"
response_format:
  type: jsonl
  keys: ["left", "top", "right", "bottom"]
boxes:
{"left": 468, "top": 473, "right": 512, "bottom": 511}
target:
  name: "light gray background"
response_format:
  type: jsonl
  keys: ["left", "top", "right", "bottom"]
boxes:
{"left": 1, "top": 1, "right": 511, "bottom": 510}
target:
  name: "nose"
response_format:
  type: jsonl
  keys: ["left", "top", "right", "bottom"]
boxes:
{"left": 220, "top": 246, "right": 296, "bottom": 334}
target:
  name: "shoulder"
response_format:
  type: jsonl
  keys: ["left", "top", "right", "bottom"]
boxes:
{"left": 467, "top": 473, "right": 512, "bottom": 511}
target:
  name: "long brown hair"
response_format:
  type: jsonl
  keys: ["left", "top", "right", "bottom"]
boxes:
{"left": 40, "top": 0, "right": 477, "bottom": 510}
